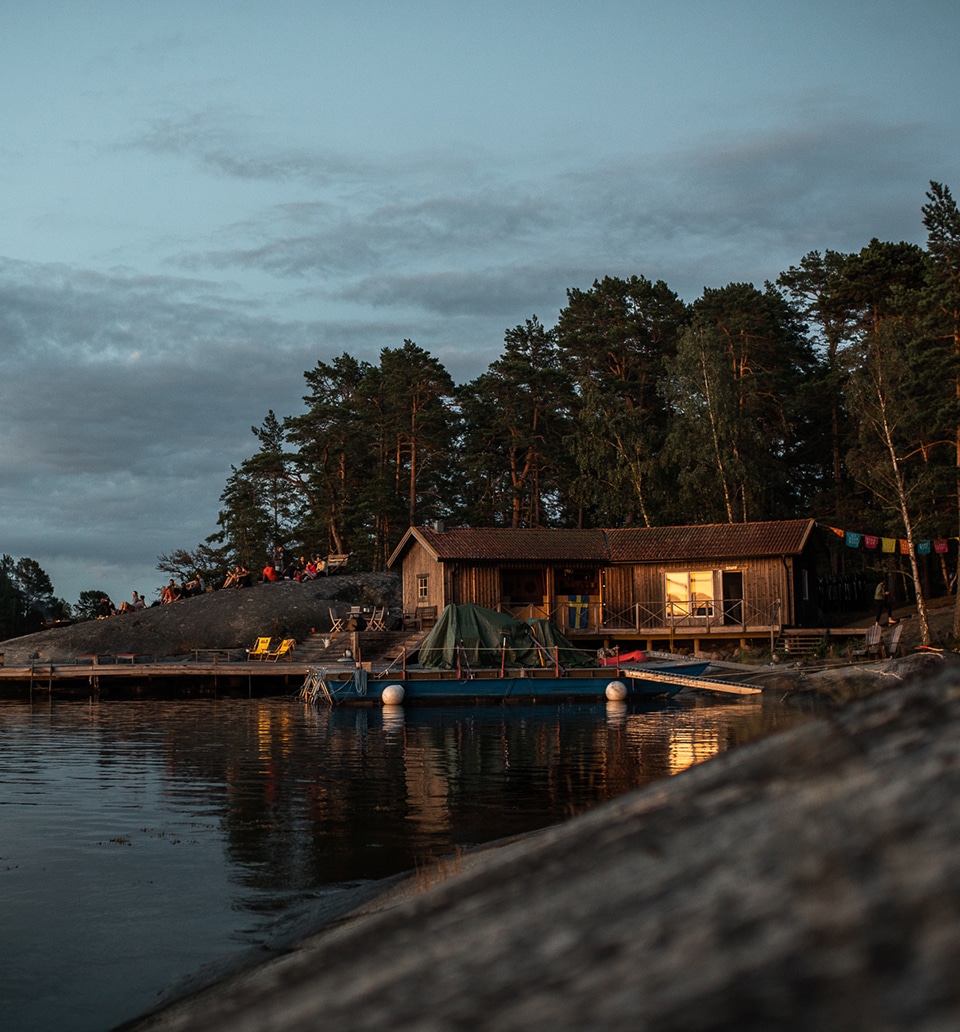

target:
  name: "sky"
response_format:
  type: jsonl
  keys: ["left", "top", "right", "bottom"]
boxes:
{"left": 1, "top": 0, "right": 958, "bottom": 609}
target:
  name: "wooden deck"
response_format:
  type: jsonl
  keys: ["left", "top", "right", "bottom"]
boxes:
{"left": 0, "top": 628, "right": 424, "bottom": 694}
{"left": 0, "top": 658, "right": 320, "bottom": 693}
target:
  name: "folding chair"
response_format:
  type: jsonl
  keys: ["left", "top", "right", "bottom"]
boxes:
{"left": 265, "top": 638, "right": 296, "bottom": 662}
{"left": 246, "top": 636, "right": 272, "bottom": 661}
{"left": 855, "top": 623, "right": 883, "bottom": 659}
{"left": 368, "top": 606, "right": 387, "bottom": 631}
{"left": 329, "top": 608, "right": 344, "bottom": 634}
{"left": 885, "top": 622, "right": 903, "bottom": 659}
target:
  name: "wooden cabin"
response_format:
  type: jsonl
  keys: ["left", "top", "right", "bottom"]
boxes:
{"left": 387, "top": 519, "right": 819, "bottom": 650}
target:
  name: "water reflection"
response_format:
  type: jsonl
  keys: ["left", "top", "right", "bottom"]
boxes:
{"left": 0, "top": 693, "right": 804, "bottom": 1032}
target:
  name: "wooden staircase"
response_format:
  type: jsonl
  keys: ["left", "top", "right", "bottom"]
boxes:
{"left": 294, "top": 628, "right": 427, "bottom": 668}
{"left": 776, "top": 629, "right": 827, "bottom": 657}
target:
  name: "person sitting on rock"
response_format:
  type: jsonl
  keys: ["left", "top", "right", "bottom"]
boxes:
{"left": 97, "top": 596, "right": 116, "bottom": 618}
{"left": 161, "top": 579, "right": 181, "bottom": 604}
{"left": 183, "top": 574, "right": 205, "bottom": 597}
{"left": 262, "top": 563, "right": 279, "bottom": 583}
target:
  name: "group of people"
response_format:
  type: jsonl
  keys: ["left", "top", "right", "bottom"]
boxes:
{"left": 260, "top": 553, "right": 327, "bottom": 583}
{"left": 96, "top": 591, "right": 147, "bottom": 618}
{"left": 223, "top": 565, "right": 252, "bottom": 589}
{"left": 160, "top": 574, "right": 206, "bottom": 603}
{"left": 94, "top": 546, "right": 331, "bottom": 620}
{"left": 214, "top": 551, "right": 331, "bottom": 590}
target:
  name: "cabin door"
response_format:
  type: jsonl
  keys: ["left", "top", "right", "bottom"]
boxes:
{"left": 722, "top": 572, "right": 744, "bottom": 625}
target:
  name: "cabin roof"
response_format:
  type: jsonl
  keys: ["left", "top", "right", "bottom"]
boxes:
{"left": 388, "top": 519, "right": 815, "bottom": 567}
{"left": 390, "top": 527, "right": 610, "bottom": 565}
{"left": 606, "top": 519, "right": 815, "bottom": 561}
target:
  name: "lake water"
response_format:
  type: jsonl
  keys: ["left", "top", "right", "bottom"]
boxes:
{"left": 0, "top": 691, "right": 807, "bottom": 1031}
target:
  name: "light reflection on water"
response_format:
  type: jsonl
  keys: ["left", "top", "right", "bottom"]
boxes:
{"left": 0, "top": 692, "right": 808, "bottom": 1031}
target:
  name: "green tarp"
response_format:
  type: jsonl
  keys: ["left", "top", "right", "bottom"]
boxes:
{"left": 417, "top": 604, "right": 598, "bottom": 670}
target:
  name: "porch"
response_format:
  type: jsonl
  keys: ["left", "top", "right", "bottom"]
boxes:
{"left": 500, "top": 595, "right": 784, "bottom": 650}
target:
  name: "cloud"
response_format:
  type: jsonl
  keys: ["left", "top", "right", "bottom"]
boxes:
{"left": 4, "top": 88, "right": 956, "bottom": 608}
{"left": 160, "top": 105, "right": 950, "bottom": 317}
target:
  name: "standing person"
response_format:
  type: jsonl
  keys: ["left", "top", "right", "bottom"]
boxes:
{"left": 874, "top": 579, "right": 893, "bottom": 623}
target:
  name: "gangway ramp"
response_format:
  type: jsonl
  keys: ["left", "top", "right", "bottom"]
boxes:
{"left": 621, "top": 667, "right": 762, "bottom": 695}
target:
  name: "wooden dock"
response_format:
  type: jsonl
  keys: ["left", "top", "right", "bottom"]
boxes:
{"left": 0, "top": 658, "right": 321, "bottom": 694}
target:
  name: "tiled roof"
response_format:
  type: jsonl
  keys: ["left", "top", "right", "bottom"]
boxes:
{"left": 401, "top": 519, "right": 814, "bottom": 564}
{"left": 412, "top": 527, "right": 610, "bottom": 562}
{"left": 606, "top": 520, "right": 814, "bottom": 562}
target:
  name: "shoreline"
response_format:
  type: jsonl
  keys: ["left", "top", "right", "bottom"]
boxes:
{"left": 115, "top": 650, "right": 960, "bottom": 1031}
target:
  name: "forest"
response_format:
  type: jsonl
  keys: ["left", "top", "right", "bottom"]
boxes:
{"left": 157, "top": 183, "right": 960, "bottom": 607}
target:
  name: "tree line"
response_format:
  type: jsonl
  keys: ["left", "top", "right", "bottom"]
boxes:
{"left": 157, "top": 182, "right": 959, "bottom": 640}
{"left": 0, "top": 555, "right": 69, "bottom": 639}
{"left": 5, "top": 182, "right": 959, "bottom": 641}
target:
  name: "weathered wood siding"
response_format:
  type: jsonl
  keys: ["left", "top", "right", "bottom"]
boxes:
{"left": 601, "top": 566, "right": 634, "bottom": 613}
{"left": 402, "top": 554, "right": 797, "bottom": 629}
{"left": 401, "top": 540, "right": 445, "bottom": 612}
{"left": 450, "top": 564, "right": 501, "bottom": 610}
{"left": 626, "top": 557, "right": 792, "bottom": 624}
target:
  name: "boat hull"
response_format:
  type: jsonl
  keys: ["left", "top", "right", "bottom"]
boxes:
{"left": 309, "top": 660, "right": 710, "bottom": 704}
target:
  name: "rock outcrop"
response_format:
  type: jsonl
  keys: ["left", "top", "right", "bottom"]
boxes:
{"left": 0, "top": 574, "right": 401, "bottom": 665}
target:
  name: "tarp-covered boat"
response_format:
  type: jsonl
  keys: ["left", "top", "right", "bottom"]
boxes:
{"left": 301, "top": 604, "right": 710, "bottom": 705}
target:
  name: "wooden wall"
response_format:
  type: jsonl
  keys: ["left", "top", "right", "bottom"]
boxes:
{"left": 618, "top": 557, "right": 793, "bottom": 624}
{"left": 400, "top": 551, "right": 800, "bottom": 626}
{"left": 400, "top": 540, "right": 445, "bottom": 613}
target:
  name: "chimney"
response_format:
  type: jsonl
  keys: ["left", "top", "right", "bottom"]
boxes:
{"left": 432, "top": 520, "right": 445, "bottom": 533}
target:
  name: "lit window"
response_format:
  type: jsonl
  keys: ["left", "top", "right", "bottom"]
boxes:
{"left": 665, "top": 570, "right": 715, "bottom": 617}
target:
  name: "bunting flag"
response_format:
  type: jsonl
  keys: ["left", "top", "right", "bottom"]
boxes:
{"left": 818, "top": 521, "right": 956, "bottom": 558}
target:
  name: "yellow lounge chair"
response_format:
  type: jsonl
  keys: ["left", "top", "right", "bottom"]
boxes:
{"left": 265, "top": 638, "right": 296, "bottom": 662}
{"left": 246, "top": 636, "right": 272, "bottom": 661}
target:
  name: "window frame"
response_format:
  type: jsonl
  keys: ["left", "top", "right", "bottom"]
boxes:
{"left": 665, "top": 569, "right": 716, "bottom": 618}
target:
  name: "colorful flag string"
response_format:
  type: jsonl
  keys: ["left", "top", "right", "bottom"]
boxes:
{"left": 820, "top": 523, "right": 953, "bottom": 558}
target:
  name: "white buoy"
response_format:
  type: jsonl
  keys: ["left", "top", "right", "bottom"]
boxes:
{"left": 381, "top": 683, "right": 405, "bottom": 706}
{"left": 605, "top": 680, "right": 628, "bottom": 702}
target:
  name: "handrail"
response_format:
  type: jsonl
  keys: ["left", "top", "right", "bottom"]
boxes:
{"left": 499, "top": 595, "right": 783, "bottom": 633}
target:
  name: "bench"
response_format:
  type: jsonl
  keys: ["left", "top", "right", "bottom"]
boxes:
{"left": 406, "top": 605, "right": 438, "bottom": 631}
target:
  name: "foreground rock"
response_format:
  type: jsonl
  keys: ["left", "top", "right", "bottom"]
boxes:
{"left": 0, "top": 575, "right": 400, "bottom": 665}
{"left": 121, "top": 655, "right": 960, "bottom": 1032}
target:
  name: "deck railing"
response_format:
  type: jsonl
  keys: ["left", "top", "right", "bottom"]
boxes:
{"left": 501, "top": 597, "right": 782, "bottom": 634}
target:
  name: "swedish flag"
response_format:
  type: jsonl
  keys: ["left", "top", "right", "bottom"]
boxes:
{"left": 568, "top": 595, "right": 589, "bottom": 629}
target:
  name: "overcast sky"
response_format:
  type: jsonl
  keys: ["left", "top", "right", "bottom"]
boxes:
{"left": 1, "top": 0, "right": 958, "bottom": 608}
